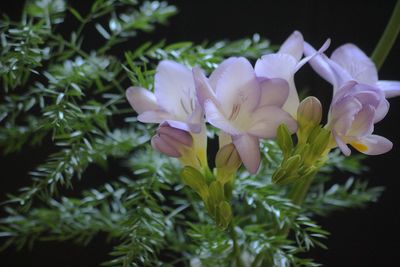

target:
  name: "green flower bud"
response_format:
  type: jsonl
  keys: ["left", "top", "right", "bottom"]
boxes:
{"left": 297, "top": 96, "right": 322, "bottom": 127}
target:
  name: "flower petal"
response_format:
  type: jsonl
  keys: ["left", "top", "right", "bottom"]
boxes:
{"left": 347, "top": 105, "right": 375, "bottom": 137}
{"left": 331, "top": 43, "right": 378, "bottom": 85}
{"left": 304, "top": 42, "right": 352, "bottom": 92}
{"left": 329, "top": 96, "right": 362, "bottom": 135}
{"left": 354, "top": 135, "right": 393, "bottom": 155}
{"left": 151, "top": 135, "right": 181, "bottom": 157}
{"left": 193, "top": 67, "right": 217, "bottom": 107}
{"left": 295, "top": 38, "right": 331, "bottom": 73}
{"left": 249, "top": 106, "right": 297, "bottom": 138}
{"left": 255, "top": 54, "right": 299, "bottom": 115}
{"left": 232, "top": 134, "right": 261, "bottom": 174}
{"left": 158, "top": 123, "right": 193, "bottom": 146}
{"left": 215, "top": 57, "right": 260, "bottom": 115}
{"left": 374, "top": 99, "right": 389, "bottom": 123}
{"left": 278, "top": 31, "right": 304, "bottom": 61}
{"left": 137, "top": 110, "right": 171, "bottom": 123}
{"left": 258, "top": 78, "right": 289, "bottom": 108}
{"left": 204, "top": 100, "right": 241, "bottom": 135}
{"left": 209, "top": 57, "right": 237, "bottom": 88}
{"left": 376, "top": 80, "right": 400, "bottom": 98}
{"left": 126, "top": 86, "right": 158, "bottom": 114}
{"left": 154, "top": 60, "right": 196, "bottom": 117}
{"left": 162, "top": 120, "right": 202, "bottom": 133}
{"left": 255, "top": 53, "right": 297, "bottom": 80}
{"left": 333, "top": 131, "right": 351, "bottom": 156}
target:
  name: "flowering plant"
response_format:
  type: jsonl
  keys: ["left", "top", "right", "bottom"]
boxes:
{"left": 0, "top": 1, "right": 399, "bottom": 266}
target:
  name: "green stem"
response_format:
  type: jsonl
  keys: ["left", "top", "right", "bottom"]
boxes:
{"left": 371, "top": 0, "right": 400, "bottom": 70}
{"left": 230, "top": 222, "right": 245, "bottom": 267}
{"left": 278, "top": 174, "right": 315, "bottom": 237}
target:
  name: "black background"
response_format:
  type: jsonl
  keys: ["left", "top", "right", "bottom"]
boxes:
{"left": 1, "top": 0, "right": 399, "bottom": 266}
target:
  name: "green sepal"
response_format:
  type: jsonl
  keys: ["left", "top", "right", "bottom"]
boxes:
{"left": 276, "top": 123, "right": 293, "bottom": 159}
{"left": 180, "top": 166, "right": 209, "bottom": 201}
{"left": 206, "top": 181, "right": 224, "bottom": 217}
{"left": 217, "top": 201, "right": 232, "bottom": 229}
{"left": 310, "top": 128, "right": 331, "bottom": 158}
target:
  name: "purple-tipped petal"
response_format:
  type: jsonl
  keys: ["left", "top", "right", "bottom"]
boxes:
{"left": 249, "top": 106, "right": 297, "bottom": 138}
{"left": 192, "top": 67, "right": 217, "bottom": 107}
{"left": 279, "top": 31, "right": 304, "bottom": 61}
{"left": 347, "top": 105, "right": 374, "bottom": 137}
{"left": 158, "top": 123, "right": 193, "bottom": 146}
{"left": 126, "top": 87, "right": 158, "bottom": 114}
{"left": 215, "top": 57, "right": 260, "bottom": 115}
{"left": 331, "top": 44, "right": 378, "bottom": 85}
{"left": 151, "top": 135, "right": 181, "bottom": 157}
{"left": 232, "top": 134, "right": 261, "bottom": 174}
{"left": 376, "top": 80, "right": 400, "bottom": 98}
{"left": 258, "top": 78, "right": 290, "bottom": 108}
{"left": 154, "top": 60, "right": 196, "bottom": 116}
{"left": 204, "top": 100, "right": 240, "bottom": 135}
{"left": 355, "top": 135, "right": 393, "bottom": 155}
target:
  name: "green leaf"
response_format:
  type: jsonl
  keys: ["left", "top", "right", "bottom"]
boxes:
{"left": 95, "top": 23, "right": 111, "bottom": 39}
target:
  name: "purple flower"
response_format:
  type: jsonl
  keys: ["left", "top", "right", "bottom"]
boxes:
{"left": 327, "top": 81, "right": 392, "bottom": 156}
{"left": 304, "top": 43, "right": 400, "bottom": 98}
{"left": 126, "top": 60, "right": 203, "bottom": 133}
{"left": 126, "top": 60, "right": 208, "bottom": 167}
{"left": 255, "top": 31, "right": 330, "bottom": 116}
{"left": 193, "top": 57, "right": 297, "bottom": 173}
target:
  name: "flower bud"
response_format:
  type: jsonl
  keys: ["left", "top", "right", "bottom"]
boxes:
{"left": 151, "top": 123, "right": 193, "bottom": 157}
{"left": 297, "top": 96, "right": 322, "bottom": 128}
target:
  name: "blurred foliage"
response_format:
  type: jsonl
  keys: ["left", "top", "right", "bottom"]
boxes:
{"left": 0, "top": 0, "right": 383, "bottom": 266}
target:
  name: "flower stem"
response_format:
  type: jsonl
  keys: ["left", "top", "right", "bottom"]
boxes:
{"left": 371, "top": 0, "right": 400, "bottom": 70}
{"left": 230, "top": 222, "right": 245, "bottom": 267}
{"left": 278, "top": 174, "right": 315, "bottom": 237}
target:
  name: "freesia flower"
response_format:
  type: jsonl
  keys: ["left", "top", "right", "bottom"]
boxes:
{"left": 304, "top": 42, "right": 400, "bottom": 98}
{"left": 326, "top": 81, "right": 392, "bottom": 156}
{"left": 126, "top": 60, "right": 208, "bottom": 168}
{"left": 254, "top": 31, "right": 330, "bottom": 116}
{"left": 193, "top": 57, "right": 297, "bottom": 173}
{"left": 126, "top": 60, "right": 203, "bottom": 133}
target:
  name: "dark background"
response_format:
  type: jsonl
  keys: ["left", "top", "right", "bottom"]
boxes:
{"left": 1, "top": 0, "right": 399, "bottom": 266}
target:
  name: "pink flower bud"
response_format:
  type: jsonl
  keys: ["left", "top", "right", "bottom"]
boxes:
{"left": 151, "top": 123, "right": 193, "bottom": 158}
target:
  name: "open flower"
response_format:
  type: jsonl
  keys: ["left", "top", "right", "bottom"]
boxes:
{"left": 193, "top": 57, "right": 297, "bottom": 173}
{"left": 304, "top": 42, "right": 400, "bottom": 98}
{"left": 126, "top": 60, "right": 208, "bottom": 168}
{"left": 126, "top": 60, "right": 203, "bottom": 133}
{"left": 254, "top": 31, "right": 330, "bottom": 116}
{"left": 327, "top": 81, "right": 392, "bottom": 156}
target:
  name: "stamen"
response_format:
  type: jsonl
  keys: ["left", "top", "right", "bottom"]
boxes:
{"left": 180, "top": 98, "right": 190, "bottom": 115}
{"left": 229, "top": 103, "right": 241, "bottom": 120}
